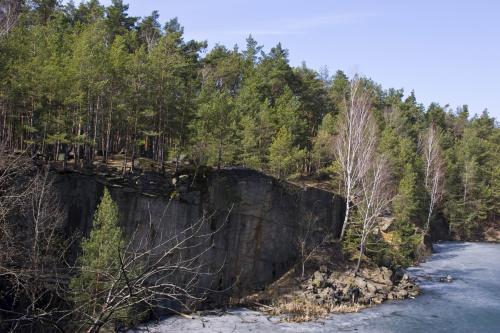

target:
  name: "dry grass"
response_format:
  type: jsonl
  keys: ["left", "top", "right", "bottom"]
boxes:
{"left": 263, "top": 296, "right": 363, "bottom": 322}
{"left": 269, "top": 297, "right": 329, "bottom": 322}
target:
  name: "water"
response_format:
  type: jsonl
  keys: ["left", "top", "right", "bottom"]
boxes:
{"left": 136, "top": 242, "right": 500, "bottom": 333}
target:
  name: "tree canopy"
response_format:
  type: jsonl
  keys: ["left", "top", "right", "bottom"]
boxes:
{"left": 0, "top": 0, "right": 498, "bottom": 243}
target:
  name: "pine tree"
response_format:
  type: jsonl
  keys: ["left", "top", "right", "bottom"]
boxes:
{"left": 391, "top": 164, "right": 420, "bottom": 265}
{"left": 269, "top": 126, "right": 304, "bottom": 179}
{"left": 239, "top": 114, "right": 260, "bottom": 169}
{"left": 311, "top": 113, "right": 336, "bottom": 170}
{"left": 69, "top": 188, "right": 127, "bottom": 329}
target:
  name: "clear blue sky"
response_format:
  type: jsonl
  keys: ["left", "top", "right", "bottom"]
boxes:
{"left": 74, "top": 0, "right": 500, "bottom": 119}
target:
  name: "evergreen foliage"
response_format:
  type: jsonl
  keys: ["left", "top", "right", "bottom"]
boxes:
{"left": 69, "top": 188, "right": 131, "bottom": 328}
{"left": 0, "top": 0, "right": 498, "bottom": 266}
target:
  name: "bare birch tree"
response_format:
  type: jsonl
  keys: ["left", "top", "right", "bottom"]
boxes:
{"left": 0, "top": 150, "right": 70, "bottom": 333}
{"left": 0, "top": 146, "right": 33, "bottom": 268}
{"left": 420, "top": 124, "right": 444, "bottom": 236}
{"left": 28, "top": 170, "right": 65, "bottom": 270}
{"left": 334, "top": 75, "right": 377, "bottom": 240}
{"left": 354, "top": 156, "right": 393, "bottom": 274}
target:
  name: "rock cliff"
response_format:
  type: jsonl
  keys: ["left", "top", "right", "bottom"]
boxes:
{"left": 52, "top": 168, "right": 345, "bottom": 296}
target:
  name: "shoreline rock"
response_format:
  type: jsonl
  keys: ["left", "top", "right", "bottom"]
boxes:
{"left": 244, "top": 266, "right": 420, "bottom": 322}
{"left": 303, "top": 266, "right": 419, "bottom": 307}
{"left": 439, "top": 275, "right": 453, "bottom": 283}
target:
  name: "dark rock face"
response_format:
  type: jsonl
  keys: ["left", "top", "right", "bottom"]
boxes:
{"left": 52, "top": 168, "right": 345, "bottom": 296}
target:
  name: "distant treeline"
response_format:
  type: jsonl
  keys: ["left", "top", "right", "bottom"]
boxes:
{"left": 0, "top": 0, "right": 498, "bottom": 240}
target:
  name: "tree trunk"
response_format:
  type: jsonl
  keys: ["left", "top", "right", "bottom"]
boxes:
{"left": 355, "top": 242, "right": 364, "bottom": 275}
{"left": 63, "top": 144, "right": 68, "bottom": 170}
{"left": 340, "top": 197, "right": 350, "bottom": 240}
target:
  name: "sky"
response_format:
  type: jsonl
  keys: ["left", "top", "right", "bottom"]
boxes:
{"left": 70, "top": 0, "right": 500, "bottom": 119}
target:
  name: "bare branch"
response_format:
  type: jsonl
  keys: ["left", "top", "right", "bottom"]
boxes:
{"left": 296, "top": 210, "right": 326, "bottom": 278}
{"left": 0, "top": 149, "right": 70, "bottom": 332}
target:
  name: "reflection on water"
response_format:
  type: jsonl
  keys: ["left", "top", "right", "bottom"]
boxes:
{"left": 136, "top": 242, "right": 500, "bottom": 333}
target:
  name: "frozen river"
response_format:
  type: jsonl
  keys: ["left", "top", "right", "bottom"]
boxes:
{"left": 135, "top": 242, "right": 500, "bottom": 333}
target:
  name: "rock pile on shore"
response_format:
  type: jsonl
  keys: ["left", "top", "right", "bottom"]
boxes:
{"left": 244, "top": 264, "right": 420, "bottom": 322}
{"left": 300, "top": 265, "right": 419, "bottom": 306}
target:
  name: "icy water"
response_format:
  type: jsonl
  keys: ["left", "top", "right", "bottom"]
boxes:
{"left": 136, "top": 242, "right": 500, "bottom": 333}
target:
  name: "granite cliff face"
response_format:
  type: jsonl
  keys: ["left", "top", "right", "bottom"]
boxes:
{"left": 52, "top": 168, "right": 345, "bottom": 296}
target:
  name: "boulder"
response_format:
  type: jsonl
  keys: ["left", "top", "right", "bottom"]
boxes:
{"left": 393, "top": 266, "right": 407, "bottom": 283}
{"left": 354, "top": 277, "right": 367, "bottom": 289}
{"left": 366, "top": 281, "right": 377, "bottom": 294}
{"left": 438, "top": 274, "right": 453, "bottom": 283}
{"left": 379, "top": 217, "right": 395, "bottom": 232}
{"left": 371, "top": 293, "right": 386, "bottom": 304}
{"left": 396, "top": 289, "right": 408, "bottom": 298}
{"left": 380, "top": 267, "right": 393, "bottom": 285}
{"left": 318, "top": 287, "right": 334, "bottom": 301}
{"left": 311, "top": 271, "right": 325, "bottom": 288}
{"left": 362, "top": 290, "right": 376, "bottom": 302}
{"left": 408, "top": 289, "right": 419, "bottom": 297}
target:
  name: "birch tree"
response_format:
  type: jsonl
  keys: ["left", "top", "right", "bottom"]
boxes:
{"left": 334, "top": 76, "right": 377, "bottom": 240}
{"left": 421, "top": 124, "right": 444, "bottom": 236}
{"left": 354, "top": 156, "right": 392, "bottom": 274}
